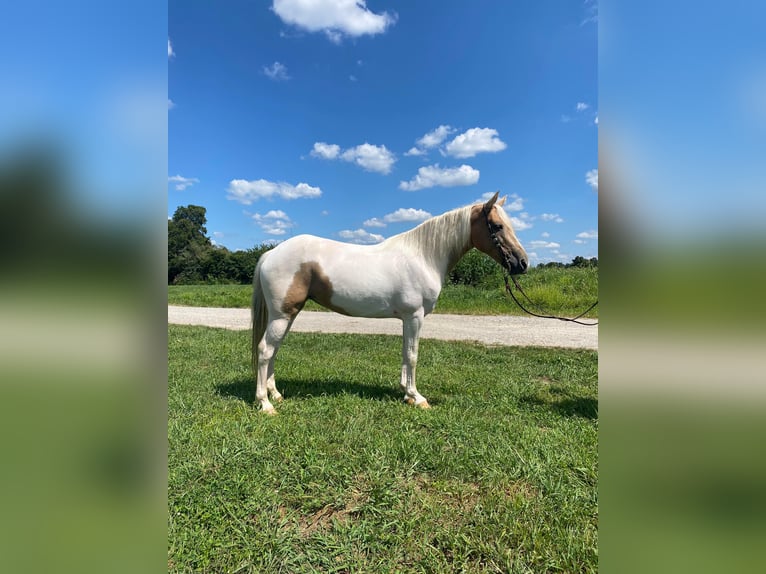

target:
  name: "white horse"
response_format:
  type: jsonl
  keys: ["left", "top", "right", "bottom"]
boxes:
{"left": 251, "top": 192, "right": 528, "bottom": 414}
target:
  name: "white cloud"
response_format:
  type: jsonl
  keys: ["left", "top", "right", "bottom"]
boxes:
{"left": 349, "top": 74, "right": 357, "bottom": 82}
{"left": 383, "top": 207, "right": 432, "bottom": 223}
{"left": 272, "top": 0, "right": 396, "bottom": 42}
{"left": 540, "top": 213, "right": 564, "bottom": 223}
{"left": 338, "top": 228, "right": 385, "bottom": 244}
{"left": 168, "top": 175, "right": 199, "bottom": 191}
{"left": 263, "top": 61, "right": 290, "bottom": 81}
{"left": 399, "top": 164, "right": 480, "bottom": 191}
{"left": 444, "top": 127, "right": 507, "bottom": 158}
{"left": 529, "top": 240, "right": 561, "bottom": 249}
{"left": 405, "top": 126, "right": 454, "bottom": 157}
{"left": 404, "top": 146, "right": 426, "bottom": 157}
{"left": 573, "top": 239, "right": 586, "bottom": 245}
{"left": 541, "top": 232, "right": 550, "bottom": 238}
{"left": 363, "top": 217, "right": 386, "bottom": 228}
{"left": 365, "top": 207, "right": 432, "bottom": 227}
{"left": 310, "top": 142, "right": 341, "bottom": 160}
{"left": 340, "top": 143, "right": 395, "bottom": 174}
{"left": 417, "top": 125, "right": 455, "bottom": 149}
{"left": 227, "top": 179, "right": 322, "bottom": 204}
{"left": 168, "top": 39, "right": 174, "bottom": 58}
{"left": 510, "top": 213, "right": 534, "bottom": 231}
{"left": 252, "top": 210, "right": 294, "bottom": 235}
{"left": 577, "top": 230, "right": 598, "bottom": 239}
{"left": 594, "top": 114, "right": 599, "bottom": 125}
{"left": 586, "top": 168, "right": 598, "bottom": 191}
{"left": 576, "top": 102, "right": 590, "bottom": 111}
{"left": 311, "top": 141, "right": 394, "bottom": 174}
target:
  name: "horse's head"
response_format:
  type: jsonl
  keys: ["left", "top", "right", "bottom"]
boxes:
{"left": 471, "top": 191, "right": 529, "bottom": 275}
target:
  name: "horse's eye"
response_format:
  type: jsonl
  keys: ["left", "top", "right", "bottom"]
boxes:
{"left": 494, "top": 224, "right": 503, "bottom": 231}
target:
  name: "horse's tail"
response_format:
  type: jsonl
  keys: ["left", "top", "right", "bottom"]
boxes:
{"left": 251, "top": 252, "right": 270, "bottom": 376}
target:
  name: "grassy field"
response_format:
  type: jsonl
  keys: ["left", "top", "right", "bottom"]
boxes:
{"left": 167, "top": 266, "right": 598, "bottom": 318}
{"left": 168, "top": 326, "right": 598, "bottom": 573}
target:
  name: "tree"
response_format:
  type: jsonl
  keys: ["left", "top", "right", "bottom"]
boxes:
{"left": 168, "top": 205, "right": 212, "bottom": 283}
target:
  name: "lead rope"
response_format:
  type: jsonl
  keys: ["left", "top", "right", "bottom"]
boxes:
{"left": 484, "top": 206, "right": 598, "bottom": 326}
{"left": 503, "top": 273, "right": 598, "bottom": 326}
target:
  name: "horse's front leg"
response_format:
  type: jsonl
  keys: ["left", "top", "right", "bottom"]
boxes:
{"left": 400, "top": 311, "right": 430, "bottom": 408}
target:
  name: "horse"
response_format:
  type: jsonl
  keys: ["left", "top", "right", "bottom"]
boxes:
{"left": 251, "top": 191, "right": 528, "bottom": 414}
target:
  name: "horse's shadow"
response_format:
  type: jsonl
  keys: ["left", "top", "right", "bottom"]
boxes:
{"left": 215, "top": 377, "right": 402, "bottom": 405}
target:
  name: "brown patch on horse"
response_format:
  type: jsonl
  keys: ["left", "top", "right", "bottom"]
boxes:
{"left": 282, "top": 261, "right": 350, "bottom": 316}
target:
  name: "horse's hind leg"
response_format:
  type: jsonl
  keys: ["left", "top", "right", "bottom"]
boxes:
{"left": 256, "top": 315, "right": 293, "bottom": 414}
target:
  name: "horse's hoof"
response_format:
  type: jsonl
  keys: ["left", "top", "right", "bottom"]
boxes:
{"left": 273, "top": 395, "right": 284, "bottom": 403}
{"left": 404, "top": 397, "right": 416, "bottom": 405}
{"left": 417, "top": 400, "right": 431, "bottom": 409}
{"left": 262, "top": 407, "right": 278, "bottom": 416}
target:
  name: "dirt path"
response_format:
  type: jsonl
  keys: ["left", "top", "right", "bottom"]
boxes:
{"left": 168, "top": 306, "right": 597, "bottom": 350}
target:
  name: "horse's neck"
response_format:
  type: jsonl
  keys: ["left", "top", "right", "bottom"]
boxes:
{"left": 390, "top": 207, "right": 473, "bottom": 283}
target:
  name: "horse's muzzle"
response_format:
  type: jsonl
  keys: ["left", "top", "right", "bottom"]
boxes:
{"left": 506, "top": 254, "right": 529, "bottom": 275}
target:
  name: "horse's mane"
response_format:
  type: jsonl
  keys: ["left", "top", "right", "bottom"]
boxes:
{"left": 385, "top": 204, "right": 474, "bottom": 277}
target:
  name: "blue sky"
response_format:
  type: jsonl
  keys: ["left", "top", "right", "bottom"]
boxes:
{"left": 169, "top": 1, "right": 598, "bottom": 263}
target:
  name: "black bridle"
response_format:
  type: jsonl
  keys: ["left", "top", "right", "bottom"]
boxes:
{"left": 484, "top": 208, "right": 599, "bottom": 326}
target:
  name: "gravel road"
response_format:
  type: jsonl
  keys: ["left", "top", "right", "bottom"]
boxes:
{"left": 168, "top": 306, "right": 597, "bottom": 350}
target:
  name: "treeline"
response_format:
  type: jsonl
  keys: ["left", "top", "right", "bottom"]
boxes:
{"left": 168, "top": 205, "right": 272, "bottom": 284}
{"left": 169, "top": 204, "right": 597, "bottom": 285}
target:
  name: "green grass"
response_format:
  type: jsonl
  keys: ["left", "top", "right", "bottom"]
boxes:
{"left": 169, "top": 326, "right": 598, "bottom": 573}
{"left": 168, "top": 266, "right": 598, "bottom": 318}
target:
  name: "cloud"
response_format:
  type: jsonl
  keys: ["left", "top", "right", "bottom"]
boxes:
{"left": 399, "top": 164, "right": 479, "bottom": 191}
{"left": 251, "top": 210, "right": 294, "bottom": 235}
{"left": 510, "top": 214, "right": 533, "bottom": 231}
{"left": 418, "top": 125, "right": 455, "bottom": 148}
{"left": 576, "top": 102, "right": 590, "bottom": 111}
{"left": 227, "top": 179, "right": 322, "bottom": 204}
{"left": 168, "top": 98, "right": 175, "bottom": 110}
{"left": 168, "top": 39, "right": 174, "bottom": 58}
{"left": 365, "top": 208, "right": 432, "bottom": 227}
{"left": 338, "top": 228, "right": 385, "bottom": 244}
{"left": 594, "top": 114, "right": 598, "bottom": 125}
{"left": 311, "top": 141, "right": 395, "bottom": 174}
{"left": 585, "top": 168, "right": 598, "bottom": 191}
{"left": 363, "top": 218, "right": 386, "bottom": 228}
{"left": 384, "top": 207, "right": 432, "bottom": 223}
{"left": 272, "top": 0, "right": 396, "bottom": 42}
{"left": 340, "top": 143, "right": 395, "bottom": 174}
{"left": 444, "top": 127, "right": 507, "bottom": 158}
{"left": 577, "top": 230, "right": 598, "bottom": 239}
{"left": 529, "top": 240, "right": 561, "bottom": 249}
{"left": 404, "top": 146, "right": 426, "bottom": 157}
{"left": 310, "top": 142, "right": 341, "bottom": 160}
{"left": 404, "top": 125, "right": 456, "bottom": 157}
{"left": 540, "top": 213, "right": 564, "bottom": 223}
{"left": 263, "top": 61, "right": 290, "bottom": 81}
{"left": 168, "top": 175, "right": 199, "bottom": 191}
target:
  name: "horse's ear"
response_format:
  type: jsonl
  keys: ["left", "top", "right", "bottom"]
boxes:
{"left": 497, "top": 195, "right": 507, "bottom": 207}
{"left": 483, "top": 191, "right": 499, "bottom": 214}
